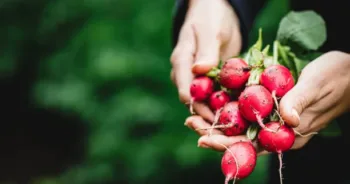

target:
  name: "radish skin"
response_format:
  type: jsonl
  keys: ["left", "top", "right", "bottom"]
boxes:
{"left": 209, "top": 90, "right": 231, "bottom": 112}
{"left": 189, "top": 76, "right": 214, "bottom": 114}
{"left": 238, "top": 85, "right": 274, "bottom": 131}
{"left": 221, "top": 141, "right": 257, "bottom": 184}
{"left": 260, "top": 65, "right": 294, "bottom": 109}
{"left": 258, "top": 122, "right": 296, "bottom": 184}
{"left": 217, "top": 102, "right": 250, "bottom": 136}
{"left": 219, "top": 58, "right": 250, "bottom": 90}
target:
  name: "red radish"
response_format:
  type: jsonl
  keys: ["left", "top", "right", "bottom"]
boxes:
{"left": 258, "top": 121, "right": 295, "bottom": 184}
{"left": 208, "top": 90, "right": 231, "bottom": 131}
{"left": 258, "top": 122, "right": 295, "bottom": 152}
{"left": 217, "top": 101, "right": 249, "bottom": 136}
{"left": 189, "top": 76, "right": 214, "bottom": 114}
{"left": 238, "top": 85, "right": 274, "bottom": 131}
{"left": 209, "top": 90, "right": 231, "bottom": 112}
{"left": 219, "top": 58, "right": 250, "bottom": 90}
{"left": 221, "top": 141, "right": 257, "bottom": 184}
{"left": 260, "top": 65, "right": 294, "bottom": 109}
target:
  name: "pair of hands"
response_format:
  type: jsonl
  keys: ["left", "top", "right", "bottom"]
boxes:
{"left": 170, "top": 0, "right": 350, "bottom": 155}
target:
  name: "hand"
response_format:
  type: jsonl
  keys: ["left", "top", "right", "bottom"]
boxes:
{"left": 170, "top": 0, "right": 242, "bottom": 122}
{"left": 186, "top": 51, "right": 350, "bottom": 155}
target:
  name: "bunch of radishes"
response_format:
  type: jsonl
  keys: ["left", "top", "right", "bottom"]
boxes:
{"left": 188, "top": 32, "right": 303, "bottom": 184}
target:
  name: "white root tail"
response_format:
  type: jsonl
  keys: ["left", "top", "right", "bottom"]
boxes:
{"left": 212, "top": 138, "right": 238, "bottom": 184}
{"left": 293, "top": 129, "right": 318, "bottom": 137}
{"left": 255, "top": 113, "right": 277, "bottom": 133}
{"left": 209, "top": 107, "right": 224, "bottom": 137}
{"left": 195, "top": 123, "right": 233, "bottom": 131}
{"left": 278, "top": 152, "right": 284, "bottom": 184}
{"left": 272, "top": 91, "right": 280, "bottom": 111}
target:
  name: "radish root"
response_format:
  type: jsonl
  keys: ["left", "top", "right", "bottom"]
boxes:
{"left": 274, "top": 110, "right": 318, "bottom": 137}
{"left": 255, "top": 113, "right": 277, "bottom": 133}
{"left": 272, "top": 91, "right": 279, "bottom": 111}
{"left": 195, "top": 123, "right": 234, "bottom": 131}
{"left": 278, "top": 152, "right": 284, "bottom": 184}
{"left": 213, "top": 139, "right": 239, "bottom": 184}
{"left": 293, "top": 129, "right": 318, "bottom": 137}
{"left": 210, "top": 107, "right": 224, "bottom": 136}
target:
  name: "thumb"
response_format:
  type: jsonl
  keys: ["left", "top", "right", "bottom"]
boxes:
{"left": 279, "top": 80, "right": 318, "bottom": 128}
{"left": 191, "top": 24, "right": 221, "bottom": 75}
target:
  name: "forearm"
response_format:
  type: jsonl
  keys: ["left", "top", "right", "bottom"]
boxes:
{"left": 171, "top": 0, "right": 267, "bottom": 51}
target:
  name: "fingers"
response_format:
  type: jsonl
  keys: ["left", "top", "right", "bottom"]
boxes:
{"left": 191, "top": 24, "right": 221, "bottom": 75}
{"left": 185, "top": 115, "right": 271, "bottom": 155}
{"left": 192, "top": 102, "right": 215, "bottom": 122}
{"left": 170, "top": 25, "right": 196, "bottom": 104}
{"left": 279, "top": 80, "right": 319, "bottom": 128}
{"left": 197, "top": 134, "right": 249, "bottom": 151}
{"left": 185, "top": 115, "right": 223, "bottom": 136}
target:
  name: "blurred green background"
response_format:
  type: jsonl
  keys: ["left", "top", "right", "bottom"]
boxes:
{"left": 0, "top": 0, "right": 289, "bottom": 183}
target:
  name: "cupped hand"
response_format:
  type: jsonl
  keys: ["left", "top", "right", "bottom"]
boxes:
{"left": 186, "top": 51, "right": 350, "bottom": 155}
{"left": 170, "top": 0, "right": 242, "bottom": 122}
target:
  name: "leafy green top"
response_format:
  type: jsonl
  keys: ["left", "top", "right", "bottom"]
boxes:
{"left": 276, "top": 10, "right": 327, "bottom": 51}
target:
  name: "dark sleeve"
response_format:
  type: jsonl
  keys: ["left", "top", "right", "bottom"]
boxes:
{"left": 171, "top": 0, "right": 267, "bottom": 52}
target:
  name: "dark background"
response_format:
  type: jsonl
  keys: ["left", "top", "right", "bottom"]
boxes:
{"left": 0, "top": 0, "right": 290, "bottom": 183}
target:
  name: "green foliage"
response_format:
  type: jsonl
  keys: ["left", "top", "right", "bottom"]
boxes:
{"left": 277, "top": 10, "right": 327, "bottom": 51}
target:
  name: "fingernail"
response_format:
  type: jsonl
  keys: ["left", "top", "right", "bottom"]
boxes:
{"left": 292, "top": 109, "right": 300, "bottom": 122}
{"left": 184, "top": 116, "right": 195, "bottom": 126}
{"left": 193, "top": 62, "right": 204, "bottom": 67}
{"left": 192, "top": 62, "right": 207, "bottom": 70}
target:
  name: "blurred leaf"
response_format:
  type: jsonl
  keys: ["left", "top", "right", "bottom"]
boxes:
{"left": 277, "top": 10, "right": 327, "bottom": 51}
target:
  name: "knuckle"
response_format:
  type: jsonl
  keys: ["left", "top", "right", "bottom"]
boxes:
{"left": 327, "top": 50, "right": 343, "bottom": 57}
{"left": 296, "top": 95, "right": 310, "bottom": 111}
{"left": 170, "top": 45, "right": 193, "bottom": 67}
{"left": 170, "top": 51, "right": 180, "bottom": 66}
{"left": 217, "top": 29, "right": 229, "bottom": 42}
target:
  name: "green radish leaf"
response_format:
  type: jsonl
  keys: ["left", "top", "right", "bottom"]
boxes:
{"left": 262, "top": 44, "right": 270, "bottom": 56}
{"left": 291, "top": 57, "right": 309, "bottom": 78}
{"left": 251, "top": 48, "right": 264, "bottom": 65}
{"left": 245, "top": 28, "right": 264, "bottom": 65}
{"left": 206, "top": 67, "right": 220, "bottom": 78}
{"left": 247, "top": 67, "right": 264, "bottom": 86}
{"left": 269, "top": 112, "right": 280, "bottom": 122}
{"left": 300, "top": 51, "right": 323, "bottom": 61}
{"left": 218, "top": 60, "right": 224, "bottom": 69}
{"left": 246, "top": 124, "right": 259, "bottom": 140}
{"left": 263, "top": 56, "right": 274, "bottom": 68}
{"left": 288, "top": 51, "right": 323, "bottom": 79}
{"left": 252, "top": 28, "right": 263, "bottom": 51}
{"left": 276, "top": 10, "right": 327, "bottom": 51}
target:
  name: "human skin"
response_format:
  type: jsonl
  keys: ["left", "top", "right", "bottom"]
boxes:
{"left": 170, "top": 0, "right": 350, "bottom": 155}
{"left": 170, "top": 0, "right": 242, "bottom": 122}
{"left": 185, "top": 51, "right": 350, "bottom": 155}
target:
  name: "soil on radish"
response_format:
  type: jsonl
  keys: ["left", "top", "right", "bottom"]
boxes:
{"left": 219, "top": 58, "right": 250, "bottom": 90}
{"left": 218, "top": 101, "right": 249, "bottom": 136}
